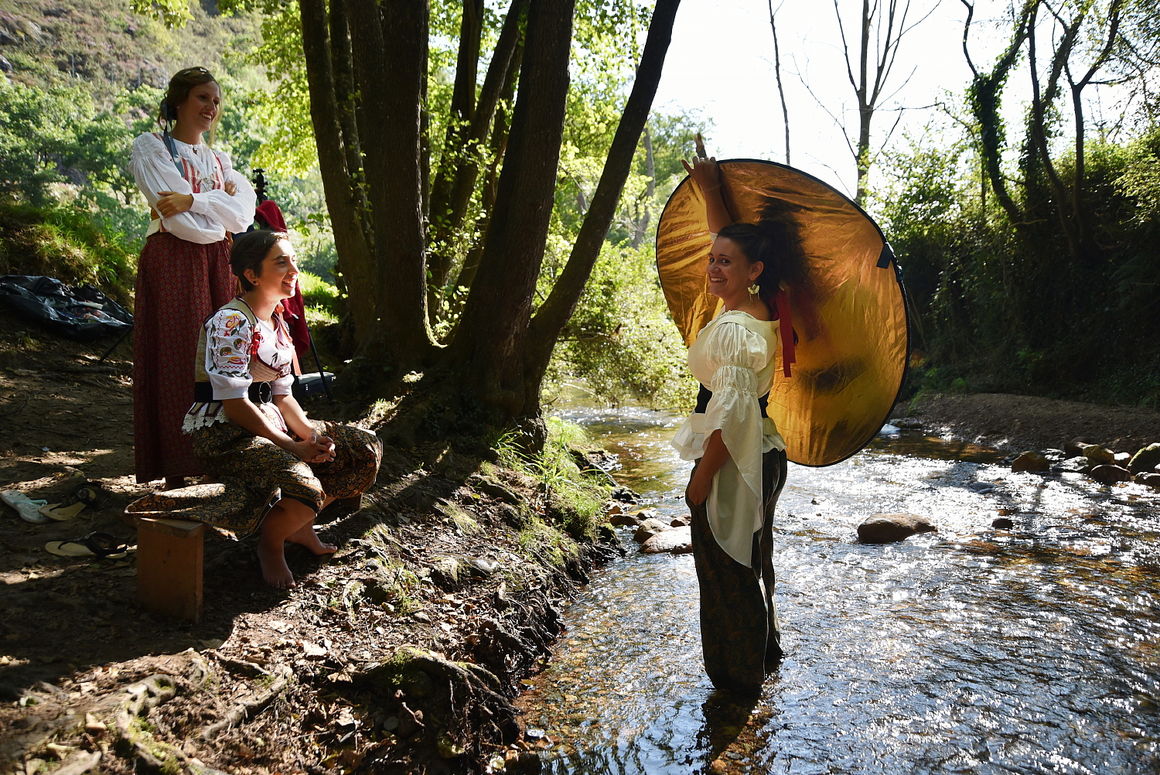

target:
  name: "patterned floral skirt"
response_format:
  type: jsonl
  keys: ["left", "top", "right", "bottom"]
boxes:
{"left": 133, "top": 233, "right": 235, "bottom": 483}
{"left": 126, "top": 418, "right": 383, "bottom": 537}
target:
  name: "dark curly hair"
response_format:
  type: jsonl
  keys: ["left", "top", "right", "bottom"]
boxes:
{"left": 716, "top": 199, "right": 809, "bottom": 306}
{"left": 231, "top": 230, "right": 290, "bottom": 292}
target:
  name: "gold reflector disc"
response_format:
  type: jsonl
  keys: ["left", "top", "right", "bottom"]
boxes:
{"left": 656, "top": 159, "right": 909, "bottom": 466}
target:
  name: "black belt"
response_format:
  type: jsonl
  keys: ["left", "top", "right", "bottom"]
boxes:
{"left": 694, "top": 385, "right": 769, "bottom": 417}
{"left": 193, "top": 380, "right": 273, "bottom": 404}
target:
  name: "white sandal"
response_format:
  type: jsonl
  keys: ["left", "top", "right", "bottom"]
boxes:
{"left": 1, "top": 490, "right": 51, "bottom": 524}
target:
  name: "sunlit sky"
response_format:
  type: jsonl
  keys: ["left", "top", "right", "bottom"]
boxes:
{"left": 652, "top": 0, "right": 1016, "bottom": 199}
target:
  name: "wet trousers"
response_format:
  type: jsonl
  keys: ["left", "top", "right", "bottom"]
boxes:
{"left": 687, "top": 448, "right": 788, "bottom": 695}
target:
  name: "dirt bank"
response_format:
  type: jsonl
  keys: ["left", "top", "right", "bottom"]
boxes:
{"left": 898, "top": 392, "right": 1160, "bottom": 455}
{"left": 0, "top": 309, "right": 622, "bottom": 774}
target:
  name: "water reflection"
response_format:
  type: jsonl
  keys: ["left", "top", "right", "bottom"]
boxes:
{"left": 519, "top": 406, "right": 1160, "bottom": 773}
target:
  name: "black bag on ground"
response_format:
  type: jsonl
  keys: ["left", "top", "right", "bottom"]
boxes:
{"left": 0, "top": 275, "right": 132, "bottom": 340}
{"left": 292, "top": 372, "right": 334, "bottom": 402}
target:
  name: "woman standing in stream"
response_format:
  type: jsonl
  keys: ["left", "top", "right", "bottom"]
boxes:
{"left": 672, "top": 156, "right": 809, "bottom": 695}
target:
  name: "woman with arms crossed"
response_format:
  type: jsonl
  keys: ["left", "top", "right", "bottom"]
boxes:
{"left": 130, "top": 66, "right": 255, "bottom": 488}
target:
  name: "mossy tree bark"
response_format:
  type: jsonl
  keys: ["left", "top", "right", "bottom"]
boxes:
{"left": 296, "top": 0, "right": 682, "bottom": 437}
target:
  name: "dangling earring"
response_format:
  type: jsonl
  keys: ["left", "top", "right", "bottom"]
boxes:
{"left": 747, "top": 282, "right": 760, "bottom": 296}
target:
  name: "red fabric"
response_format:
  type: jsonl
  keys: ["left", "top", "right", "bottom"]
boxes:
{"left": 133, "top": 232, "right": 236, "bottom": 482}
{"left": 282, "top": 290, "right": 311, "bottom": 360}
{"left": 253, "top": 199, "right": 310, "bottom": 358}
{"left": 254, "top": 199, "right": 288, "bottom": 231}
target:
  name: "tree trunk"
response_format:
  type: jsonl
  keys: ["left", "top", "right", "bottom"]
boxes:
{"left": 427, "top": 0, "right": 530, "bottom": 321}
{"left": 426, "top": 0, "right": 484, "bottom": 322}
{"left": 523, "top": 0, "right": 682, "bottom": 406}
{"left": 453, "top": 43, "right": 522, "bottom": 299}
{"left": 768, "top": 0, "right": 791, "bottom": 164}
{"left": 346, "top": 0, "right": 434, "bottom": 368}
{"left": 631, "top": 123, "right": 656, "bottom": 248}
{"left": 961, "top": 0, "right": 1037, "bottom": 227}
{"left": 855, "top": 0, "right": 871, "bottom": 204}
{"left": 298, "top": 0, "right": 375, "bottom": 344}
{"left": 447, "top": 0, "right": 577, "bottom": 421}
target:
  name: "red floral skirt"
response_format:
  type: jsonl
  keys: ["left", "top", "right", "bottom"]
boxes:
{"left": 133, "top": 233, "right": 235, "bottom": 483}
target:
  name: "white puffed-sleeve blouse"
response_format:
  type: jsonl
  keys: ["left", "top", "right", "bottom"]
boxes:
{"left": 672, "top": 310, "right": 786, "bottom": 566}
{"left": 130, "top": 132, "right": 256, "bottom": 244}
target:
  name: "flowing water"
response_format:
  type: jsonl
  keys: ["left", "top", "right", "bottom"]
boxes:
{"left": 518, "top": 405, "right": 1160, "bottom": 774}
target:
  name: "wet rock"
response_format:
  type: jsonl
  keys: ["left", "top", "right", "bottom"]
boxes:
{"left": 611, "top": 485, "right": 641, "bottom": 504}
{"left": 670, "top": 515, "right": 690, "bottom": 527}
{"left": 570, "top": 448, "right": 619, "bottom": 474}
{"left": 430, "top": 557, "right": 464, "bottom": 590}
{"left": 1065, "top": 437, "right": 1094, "bottom": 457}
{"left": 605, "top": 503, "right": 624, "bottom": 516}
{"left": 0, "top": 55, "right": 11, "bottom": 73}
{"left": 1083, "top": 445, "right": 1115, "bottom": 466}
{"left": 469, "top": 557, "right": 499, "bottom": 576}
{"left": 857, "top": 513, "right": 936, "bottom": 544}
{"left": 1011, "top": 451, "right": 1050, "bottom": 473}
{"left": 967, "top": 482, "right": 996, "bottom": 494}
{"left": 640, "top": 526, "right": 692, "bottom": 554}
{"left": 1089, "top": 464, "right": 1131, "bottom": 485}
{"left": 504, "top": 750, "right": 543, "bottom": 774}
{"left": 608, "top": 513, "right": 640, "bottom": 527}
{"left": 1114, "top": 452, "right": 1132, "bottom": 466}
{"left": 992, "top": 517, "right": 1015, "bottom": 529}
{"left": 1054, "top": 456, "right": 1091, "bottom": 474}
{"left": 632, "top": 518, "right": 669, "bottom": 543}
{"left": 1136, "top": 472, "right": 1160, "bottom": 490}
{"left": 888, "top": 416, "right": 924, "bottom": 429}
{"left": 1128, "top": 443, "right": 1160, "bottom": 474}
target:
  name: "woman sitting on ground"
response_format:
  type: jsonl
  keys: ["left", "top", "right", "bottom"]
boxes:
{"left": 173, "top": 229, "right": 381, "bottom": 588}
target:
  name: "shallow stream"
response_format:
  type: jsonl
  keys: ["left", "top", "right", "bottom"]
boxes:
{"left": 517, "top": 405, "right": 1160, "bottom": 773}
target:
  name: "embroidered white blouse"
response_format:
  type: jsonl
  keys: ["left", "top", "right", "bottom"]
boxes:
{"left": 129, "top": 132, "right": 256, "bottom": 244}
{"left": 183, "top": 307, "right": 294, "bottom": 433}
{"left": 671, "top": 310, "right": 787, "bottom": 567}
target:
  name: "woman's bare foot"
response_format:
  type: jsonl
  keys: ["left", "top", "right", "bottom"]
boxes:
{"left": 287, "top": 523, "right": 337, "bottom": 555}
{"left": 257, "top": 542, "right": 295, "bottom": 589}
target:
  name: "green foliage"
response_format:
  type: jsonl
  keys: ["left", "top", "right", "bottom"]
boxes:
{"left": 873, "top": 117, "right": 1160, "bottom": 407}
{"left": 0, "top": 201, "right": 136, "bottom": 300}
{"left": 298, "top": 270, "right": 340, "bottom": 325}
{"left": 496, "top": 418, "right": 611, "bottom": 541}
{"left": 546, "top": 241, "right": 695, "bottom": 409}
{"left": 0, "top": 79, "right": 118, "bottom": 205}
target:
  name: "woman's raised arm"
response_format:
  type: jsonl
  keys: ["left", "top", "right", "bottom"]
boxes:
{"left": 681, "top": 156, "right": 734, "bottom": 234}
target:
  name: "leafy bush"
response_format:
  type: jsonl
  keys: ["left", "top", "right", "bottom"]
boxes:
{"left": 0, "top": 201, "right": 136, "bottom": 301}
{"left": 547, "top": 241, "right": 696, "bottom": 410}
{"left": 873, "top": 121, "right": 1160, "bottom": 407}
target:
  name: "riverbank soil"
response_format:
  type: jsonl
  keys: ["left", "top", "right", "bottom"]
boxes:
{"left": 900, "top": 392, "right": 1160, "bottom": 454}
{"left": 0, "top": 309, "right": 620, "bottom": 774}
{"left": 3, "top": 309, "right": 1160, "bottom": 773}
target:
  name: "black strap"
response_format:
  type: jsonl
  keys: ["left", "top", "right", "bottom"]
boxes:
{"left": 160, "top": 130, "right": 187, "bottom": 178}
{"left": 694, "top": 384, "right": 769, "bottom": 418}
{"left": 193, "top": 380, "right": 273, "bottom": 404}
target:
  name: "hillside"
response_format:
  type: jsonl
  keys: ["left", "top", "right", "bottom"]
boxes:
{"left": 0, "top": 0, "right": 260, "bottom": 101}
